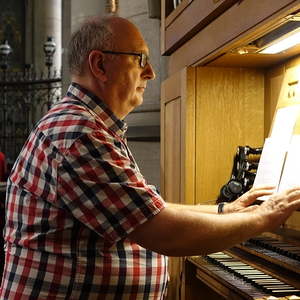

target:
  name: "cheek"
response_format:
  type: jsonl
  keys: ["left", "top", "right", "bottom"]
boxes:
{"left": 122, "top": 75, "right": 139, "bottom": 94}
{"left": 112, "top": 67, "right": 140, "bottom": 99}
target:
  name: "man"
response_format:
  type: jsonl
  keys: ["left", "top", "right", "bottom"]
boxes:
{"left": 1, "top": 15, "right": 300, "bottom": 300}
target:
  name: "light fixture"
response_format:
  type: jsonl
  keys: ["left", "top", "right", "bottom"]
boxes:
{"left": 0, "top": 40, "right": 12, "bottom": 70}
{"left": 232, "top": 14, "right": 300, "bottom": 55}
{"left": 0, "top": 40, "right": 12, "bottom": 57}
{"left": 255, "top": 16, "right": 300, "bottom": 54}
{"left": 259, "top": 28, "right": 300, "bottom": 54}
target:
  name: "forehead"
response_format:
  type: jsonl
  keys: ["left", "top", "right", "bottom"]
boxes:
{"left": 111, "top": 20, "right": 149, "bottom": 53}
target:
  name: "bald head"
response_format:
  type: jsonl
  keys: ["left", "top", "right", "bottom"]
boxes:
{"left": 108, "top": 17, "right": 145, "bottom": 48}
{"left": 68, "top": 16, "right": 144, "bottom": 76}
{"left": 68, "top": 15, "right": 155, "bottom": 119}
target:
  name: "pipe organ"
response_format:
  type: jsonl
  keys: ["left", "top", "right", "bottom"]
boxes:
{"left": 160, "top": 1, "right": 300, "bottom": 299}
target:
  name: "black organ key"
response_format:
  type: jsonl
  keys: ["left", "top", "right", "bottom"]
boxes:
{"left": 247, "top": 237, "right": 300, "bottom": 260}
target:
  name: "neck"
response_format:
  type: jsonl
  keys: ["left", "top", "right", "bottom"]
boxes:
{"left": 71, "top": 76, "right": 129, "bottom": 120}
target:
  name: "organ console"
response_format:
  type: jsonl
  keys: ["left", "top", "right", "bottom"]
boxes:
{"left": 161, "top": 1, "right": 300, "bottom": 299}
{"left": 185, "top": 231, "right": 300, "bottom": 300}
{"left": 186, "top": 144, "right": 300, "bottom": 299}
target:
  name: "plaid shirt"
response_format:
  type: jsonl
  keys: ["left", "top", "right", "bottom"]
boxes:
{"left": 0, "top": 83, "right": 168, "bottom": 299}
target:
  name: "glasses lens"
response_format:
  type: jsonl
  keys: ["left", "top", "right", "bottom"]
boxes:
{"left": 141, "top": 54, "right": 148, "bottom": 68}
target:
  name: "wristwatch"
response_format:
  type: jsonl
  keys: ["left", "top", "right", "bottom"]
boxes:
{"left": 218, "top": 202, "right": 226, "bottom": 214}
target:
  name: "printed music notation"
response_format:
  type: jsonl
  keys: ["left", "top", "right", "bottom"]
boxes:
{"left": 253, "top": 105, "right": 300, "bottom": 200}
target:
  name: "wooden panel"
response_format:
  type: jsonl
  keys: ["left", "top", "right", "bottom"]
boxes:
{"left": 180, "top": 68, "right": 196, "bottom": 205}
{"left": 275, "top": 55, "right": 300, "bottom": 110}
{"left": 164, "top": 98, "right": 181, "bottom": 204}
{"left": 161, "top": 71, "right": 182, "bottom": 105}
{"left": 161, "top": 68, "right": 196, "bottom": 205}
{"left": 161, "top": 91, "right": 182, "bottom": 300}
{"left": 167, "top": 0, "right": 300, "bottom": 75}
{"left": 184, "top": 259, "right": 226, "bottom": 300}
{"left": 161, "top": 68, "right": 196, "bottom": 300}
{"left": 160, "top": 71, "right": 181, "bottom": 198}
{"left": 165, "top": 0, "right": 191, "bottom": 25}
{"left": 264, "top": 64, "right": 285, "bottom": 137}
{"left": 163, "top": 0, "right": 239, "bottom": 54}
{"left": 195, "top": 67, "right": 264, "bottom": 203}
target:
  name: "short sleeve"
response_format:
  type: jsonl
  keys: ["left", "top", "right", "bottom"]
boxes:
{"left": 57, "top": 130, "right": 165, "bottom": 243}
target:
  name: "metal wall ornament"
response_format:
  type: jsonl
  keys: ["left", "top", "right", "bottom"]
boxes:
{"left": 0, "top": 37, "right": 61, "bottom": 164}
{"left": 106, "top": 0, "right": 119, "bottom": 13}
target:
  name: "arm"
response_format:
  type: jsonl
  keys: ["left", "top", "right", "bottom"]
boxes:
{"left": 167, "top": 202, "right": 219, "bottom": 214}
{"left": 128, "top": 187, "right": 300, "bottom": 256}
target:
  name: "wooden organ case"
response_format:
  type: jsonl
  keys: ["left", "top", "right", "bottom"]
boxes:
{"left": 160, "top": 0, "right": 300, "bottom": 299}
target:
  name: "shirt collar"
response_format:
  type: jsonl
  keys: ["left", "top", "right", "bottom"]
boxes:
{"left": 66, "top": 82, "right": 128, "bottom": 138}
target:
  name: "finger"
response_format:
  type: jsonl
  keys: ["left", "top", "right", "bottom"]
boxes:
{"left": 272, "top": 187, "right": 300, "bottom": 202}
{"left": 288, "top": 199, "right": 300, "bottom": 211}
{"left": 249, "top": 189, "right": 275, "bottom": 197}
{"left": 231, "top": 186, "right": 276, "bottom": 213}
{"left": 241, "top": 188, "right": 275, "bottom": 204}
{"left": 287, "top": 189, "right": 300, "bottom": 202}
{"left": 251, "top": 185, "right": 276, "bottom": 191}
{"left": 285, "top": 186, "right": 300, "bottom": 196}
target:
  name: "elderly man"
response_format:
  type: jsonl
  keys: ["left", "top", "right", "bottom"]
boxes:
{"left": 1, "top": 16, "right": 300, "bottom": 300}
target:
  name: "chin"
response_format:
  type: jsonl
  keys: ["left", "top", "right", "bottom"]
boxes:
{"left": 132, "top": 97, "right": 144, "bottom": 108}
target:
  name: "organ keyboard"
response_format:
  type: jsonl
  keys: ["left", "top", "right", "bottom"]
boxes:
{"left": 185, "top": 233, "right": 300, "bottom": 300}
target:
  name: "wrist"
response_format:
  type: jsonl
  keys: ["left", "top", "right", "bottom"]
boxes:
{"left": 217, "top": 202, "right": 226, "bottom": 214}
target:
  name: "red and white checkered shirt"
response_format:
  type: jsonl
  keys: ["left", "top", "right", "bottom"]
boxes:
{"left": 0, "top": 83, "right": 168, "bottom": 299}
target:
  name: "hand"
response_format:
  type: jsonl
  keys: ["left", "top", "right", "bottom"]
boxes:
{"left": 257, "top": 187, "right": 300, "bottom": 231}
{"left": 224, "top": 185, "right": 275, "bottom": 213}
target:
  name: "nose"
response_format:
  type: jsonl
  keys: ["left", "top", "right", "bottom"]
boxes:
{"left": 142, "top": 62, "right": 156, "bottom": 80}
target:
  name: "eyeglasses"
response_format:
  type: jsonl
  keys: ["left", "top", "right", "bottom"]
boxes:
{"left": 101, "top": 50, "right": 149, "bottom": 68}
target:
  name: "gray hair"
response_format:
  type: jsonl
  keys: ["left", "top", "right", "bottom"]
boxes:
{"left": 68, "top": 16, "right": 115, "bottom": 75}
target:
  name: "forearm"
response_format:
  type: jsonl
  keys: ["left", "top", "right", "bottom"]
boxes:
{"left": 129, "top": 206, "right": 265, "bottom": 256}
{"left": 129, "top": 187, "right": 300, "bottom": 257}
{"left": 167, "top": 209, "right": 264, "bottom": 256}
{"left": 167, "top": 202, "right": 219, "bottom": 214}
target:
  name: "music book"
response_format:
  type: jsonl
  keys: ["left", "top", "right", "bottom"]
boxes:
{"left": 253, "top": 105, "right": 300, "bottom": 200}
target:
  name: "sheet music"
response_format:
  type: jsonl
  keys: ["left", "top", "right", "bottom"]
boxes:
{"left": 253, "top": 138, "right": 287, "bottom": 199}
{"left": 253, "top": 105, "right": 300, "bottom": 200}
{"left": 270, "top": 105, "right": 300, "bottom": 142}
{"left": 278, "top": 134, "right": 300, "bottom": 192}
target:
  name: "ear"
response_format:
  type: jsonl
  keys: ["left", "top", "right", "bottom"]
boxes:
{"left": 88, "top": 50, "right": 107, "bottom": 81}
